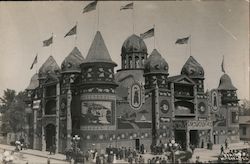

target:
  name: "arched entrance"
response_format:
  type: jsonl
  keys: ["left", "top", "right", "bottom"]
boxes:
{"left": 45, "top": 124, "right": 56, "bottom": 151}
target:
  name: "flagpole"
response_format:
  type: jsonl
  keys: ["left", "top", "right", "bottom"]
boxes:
{"left": 189, "top": 35, "right": 191, "bottom": 56}
{"left": 132, "top": 1, "right": 135, "bottom": 34}
{"left": 36, "top": 53, "right": 38, "bottom": 74}
{"left": 97, "top": 1, "right": 100, "bottom": 31}
{"left": 51, "top": 33, "right": 53, "bottom": 56}
{"left": 75, "top": 21, "right": 78, "bottom": 46}
{"left": 153, "top": 24, "right": 156, "bottom": 49}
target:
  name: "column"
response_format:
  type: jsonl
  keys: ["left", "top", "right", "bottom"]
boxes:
{"left": 132, "top": 53, "right": 135, "bottom": 68}
{"left": 42, "top": 126, "right": 46, "bottom": 151}
{"left": 126, "top": 55, "right": 129, "bottom": 69}
{"left": 210, "top": 129, "right": 213, "bottom": 144}
{"left": 42, "top": 87, "right": 46, "bottom": 151}
{"left": 186, "top": 129, "right": 190, "bottom": 150}
{"left": 55, "top": 83, "right": 60, "bottom": 153}
{"left": 33, "top": 110, "right": 37, "bottom": 149}
{"left": 194, "top": 85, "right": 198, "bottom": 120}
{"left": 66, "top": 89, "right": 72, "bottom": 149}
{"left": 139, "top": 54, "right": 142, "bottom": 68}
{"left": 170, "top": 83, "right": 175, "bottom": 138}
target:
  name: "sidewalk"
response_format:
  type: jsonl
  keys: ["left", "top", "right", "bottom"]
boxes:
{"left": 191, "top": 141, "right": 250, "bottom": 162}
{"left": 0, "top": 144, "right": 66, "bottom": 162}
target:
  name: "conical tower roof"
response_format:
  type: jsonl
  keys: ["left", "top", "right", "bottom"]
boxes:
{"left": 181, "top": 56, "right": 204, "bottom": 78}
{"left": 84, "top": 31, "right": 116, "bottom": 65}
{"left": 39, "top": 56, "right": 60, "bottom": 78}
{"left": 26, "top": 73, "right": 39, "bottom": 90}
{"left": 61, "top": 47, "right": 84, "bottom": 73}
{"left": 218, "top": 73, "right": 237, "bottom": 90}
{"left": 144, "top": 49, "right": 168, "bottom": 74}
{"left": 122, "top": 34, "right": 147, "bottom": 54}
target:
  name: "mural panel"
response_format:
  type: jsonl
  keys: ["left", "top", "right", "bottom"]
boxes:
{"left": 81, "top": 101, "right": 113, "bottom": 125}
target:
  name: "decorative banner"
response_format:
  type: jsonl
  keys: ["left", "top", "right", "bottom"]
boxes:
{"left": 211, "top": 90, "right": 219, "bottom": 112}
{"left": 160, "top": 100, "right": 170, "bottom": 114}
{"left": 128, "top": 82, "right": 144, "bottom": 110}
{"left": 33, "top": 100, "right": 41, "bottom": 109}
{"left": 198, "top": 102, "right": 206, "bottom": 114}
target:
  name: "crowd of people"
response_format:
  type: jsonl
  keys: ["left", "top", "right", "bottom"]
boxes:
{"left": 83, "top": 145, "right": 147, "bottom": 164}
{"left": 218, "top": 148, "right": 249, "bottom": 163}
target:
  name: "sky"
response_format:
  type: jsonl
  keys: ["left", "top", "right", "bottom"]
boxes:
{"left": 0, "top": 0, "right": 249, "bottom": 100}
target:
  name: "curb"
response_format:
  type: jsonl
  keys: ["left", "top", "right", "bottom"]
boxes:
{"left": 0, "top": 146, "right": 67, "bottom": 162}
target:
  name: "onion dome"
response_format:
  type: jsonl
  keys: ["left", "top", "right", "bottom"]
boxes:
{"left": 181, "top": 56, "right": 204, "bottom": 78}
{"left": 122, "top": 34, "right": 147, "bottom": 54}
{"left": 218, "top": 73, "right": 237, "bottom": 90}
{"left": 83, "top": 31, "right": 116, "bottom": 65}
{"left": 144, "top": 49, "right": 168, "bottom": 74}
{"left": 39, "top": 56, "right": 60, "bottom": 79}
{"left": 61, "top": 47, "right": 84, "bottom": 73}
{"left": 26, "top": 73, "right": 39, "bottom": 90}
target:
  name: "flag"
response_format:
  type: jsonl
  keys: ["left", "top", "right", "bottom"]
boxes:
{"left": 175, "top": 37, "right": 189, "bottom": 44}
{"left": 30, "top": 55, "right": 38, "bottom": 70}
{"left": 43, "top": 36, "right": 53, "bottom": 47}
{"left": 83, "top": 1, "right": 97, "bottom": 13}
{"left": 120, "top": 3, "right": 133, "bottom": 10}
{"left": 140, "top": 28, "right": 154, "bottom": 39}
{"left": 64, "top": 25, "right": 77, "bottom": 38}
{"left": 221, "top": 56, "right": 225, "bottom": 73}
{"left": 33, "top": 100, "right": 41, "bottom": 109}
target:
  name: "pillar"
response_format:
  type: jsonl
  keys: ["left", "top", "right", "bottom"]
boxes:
{"left": 66, "top": 89, "right": 72, "bottom": 149}
{"left": 42, "top": 87, "right": 46, "bottom": 151}
{"left": 55, "top": 83, "right": 60, "bottom": 153}
{"left": 139, "top": 54, "right": 142, "bottom": 68}
{"left": 194, "top": 85, "right": 198, "bottom": 120}
{"left": 126, "top": 55, "right": 129, "bottom": 69}
{"left": 42, "top": 125, "right": 46, "bottom": 151}
{"left": 132, "top": 53, "right": 135, "bottom": 68}
{"left": 33, "top": 109, "right": 37, "bottom": 149}
{"left": 186, "top": 129, "right": 190, "bottom": 150}
{"left": 170, "top": 83, "right": 175, "bottom": 138}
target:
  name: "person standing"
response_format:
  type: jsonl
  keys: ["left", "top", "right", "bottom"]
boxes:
{"left": 225, "top": 138, "right": 229, "bottom": 149}
{"left": 220, "top": 145, "right": 224, "bottom": 154}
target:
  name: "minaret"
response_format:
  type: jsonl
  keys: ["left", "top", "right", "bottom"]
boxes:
{"left": 181, "top": 56, "right": 205, "bottom": 93}
{"left": 79, "top": 31, "right": 118, "bottom": 151}
{"left": 120, "top": 34, "right": 148, "bottom": 70}
{"left": 61, "top": 47, "right": 84, "bottom": 149}
{"left": 144, "top": 49, "right": 169, "bottom": 146}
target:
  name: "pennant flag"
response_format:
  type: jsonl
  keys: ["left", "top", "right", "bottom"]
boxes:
{"left": 33, "top": 100, "right": 41, "bottom": 109}
{"left": 175, "top": 37, "right": 189, "bottom": 44}
{"left": 30, "top": 55, "right": 38, "bottom": 70}
{"left": 221, "top": 56, "right": 225, "bottom": 73}
{"left": 140, "top": 28, "right": 154, "bottom": 39}
{"left": 83, "top": 1, "right": 97, "bottom": 14}
{"left": 64, "top": 25, "right": 77, "bottom": 38}
{"left": 43, "top": 36, "right": 53, "bottom": 47}
{"left": 120, "top": 3, "right": 133, "bottom": 10}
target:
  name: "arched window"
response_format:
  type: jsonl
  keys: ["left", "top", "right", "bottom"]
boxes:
{"left": 135, "top": 56, "right": 139, "bottom": 68}
{"left": 45, "top": 100, "right": 56, "bottom": 115}
{"left": 129, "top": 56, "right": 133, "bottom": 68}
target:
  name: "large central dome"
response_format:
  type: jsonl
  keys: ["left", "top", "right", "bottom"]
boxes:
{"left": 122, "top": 34, "right": 147, "bottom": 54}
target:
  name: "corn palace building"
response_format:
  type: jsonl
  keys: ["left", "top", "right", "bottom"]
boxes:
{"left": 24, "top": 31, "right": 240, "bottom": 154}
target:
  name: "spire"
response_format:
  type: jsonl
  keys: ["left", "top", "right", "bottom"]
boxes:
{"left": 38, "top": 56, "right": 60, "bottom": 78}
{"left": 85, "top": 31, "right": 116, "bottom": 65}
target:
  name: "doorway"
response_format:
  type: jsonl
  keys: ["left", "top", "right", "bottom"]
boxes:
{"left": 45, "top": 124, "right": 56, "bottom": 151}
{"left": 135, "top": 139, "right": 140, "bottom": 151}
{"left": 190, "top": 130, "right": 199, "bottom": 147}
{"left": 175, "top": 130, "right": 186, "bottom": 150}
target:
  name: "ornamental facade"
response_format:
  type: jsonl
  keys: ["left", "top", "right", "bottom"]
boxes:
{"left": 25, "top": 31, "right": 240, "bottom": 154}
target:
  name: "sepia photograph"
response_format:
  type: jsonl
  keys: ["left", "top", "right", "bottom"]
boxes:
{"left": 0, "top": 0, "right": 249, "bottom": 163}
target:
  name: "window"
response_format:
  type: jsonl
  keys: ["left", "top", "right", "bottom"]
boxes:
{"left": 242, "top": 127, "right": 247, "bottom": 135}
{"left": 231, "top": 112, "right": 238, "bottom": 123}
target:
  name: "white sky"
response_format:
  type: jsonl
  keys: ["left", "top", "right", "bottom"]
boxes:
{"left": 0, "top": 0, "right": 249, "bottom": 100}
